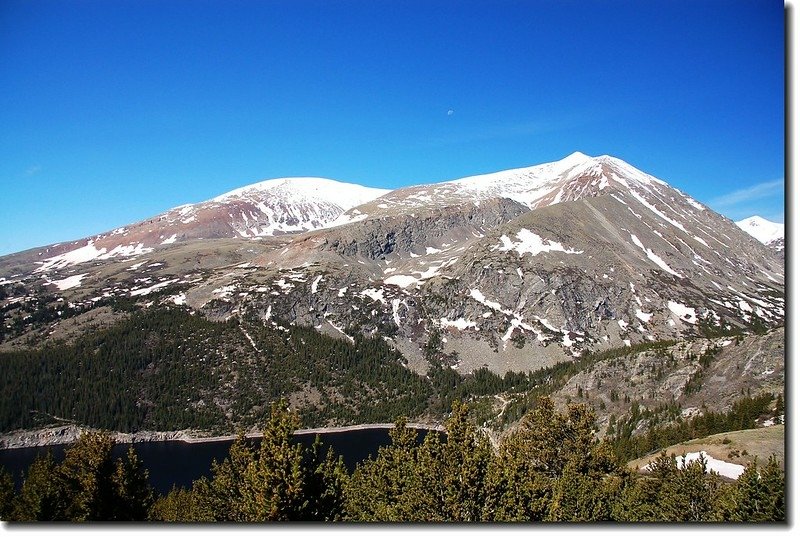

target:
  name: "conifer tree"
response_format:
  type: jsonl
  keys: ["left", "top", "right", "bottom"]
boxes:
{"left": 301, "top": 436, "right": 348, "bottom": 521}
{"left": 344, "top": 416, "right": 419, "bottom": 521}
{"left": 161, "top": 401, "right": 346, "bottom": 522}
{"left": 722, "top": 455, "right": 785, "bottom": 522}
{"left": 0, "top": 466, "right": 15, "bottom": 520}
{"left": 112, "top": 446, "right": 155, "bottom": 520}
{"left": 55, "top": 432, "right": 118, "bottom": 521}
{"left": 11, "top": 452, "right": 61, "bottom": 521}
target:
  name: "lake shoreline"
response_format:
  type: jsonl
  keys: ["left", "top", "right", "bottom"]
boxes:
{"left": 0, "top": 422, "right": 445, "bottom": 450}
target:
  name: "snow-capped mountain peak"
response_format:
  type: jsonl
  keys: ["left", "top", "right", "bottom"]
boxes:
{"left": 211, "top": 176, "right": 389, "bottom": 209}
{"left": 736, "top": 216, "right": 784, "bottom": 247}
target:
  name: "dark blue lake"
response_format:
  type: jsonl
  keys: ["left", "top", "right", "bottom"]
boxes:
{"left": 0, "top": 427, "right": 434, "bottom": 495}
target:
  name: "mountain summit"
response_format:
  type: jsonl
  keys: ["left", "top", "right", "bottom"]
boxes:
{"left": 736, "top": 216, "right": 784, "bottom": 253}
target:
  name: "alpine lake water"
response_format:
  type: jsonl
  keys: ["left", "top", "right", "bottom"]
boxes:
{"left": 0, "top": 427, "right": 436, "bottom": 495}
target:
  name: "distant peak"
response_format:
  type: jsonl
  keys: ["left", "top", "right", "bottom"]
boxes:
{"left": 735, "top": 215, "right": 784, "bottom": 245}
{"left": 560, "top": 151, "right": 593, "bottom": 163}
{"left": 738, "top": 215, "right": 778, "bottom": 226}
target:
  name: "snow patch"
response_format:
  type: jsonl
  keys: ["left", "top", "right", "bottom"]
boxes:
{"left": 48, "top": 273, "right": 88, "bottom": 291}
{"left": 212, "top": 285, "right": 237, "bottom": 297}
{"left": 439, "top": 317, "right": 478, "bottom": 331}
{"left": 360, "top": 288, "right": 386, "bottom": 304}
{"left": 34, "top": 241, "right": 106, "bottom": 272}
{"left": 650, "top": 451, "right": 746, "bottom": 480}
{"left": 498, "top": 228, "right": 582, "bottom": 257}
{"left": 469, "top": 289, "right": 511, "bottom": 314}
{"left": 628, "top": 190, "right": 688, "bottom": 233}
{"left": 311, "top": 275, "right": 323, "bottom": 294}
{"left": 667, "top": 301, "right": 697, "bottom": 324}
{"left": 384, "top": 275, "right": 421, "bottom": 288}
{"left": 131, "top": 279, "right": 179, "bottom": 297}
{"left": 391, "top": 299, "right": 403, "bottom": 326}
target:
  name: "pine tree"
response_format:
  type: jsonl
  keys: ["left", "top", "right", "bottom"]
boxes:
{"left": 55, "top": 431, "right": 119, "bottom": 521}
{"left": 760, "top": 455, "right": 785, "bottom": 521}
{"left": 393, "top": 401, "right": 493, "bottom": 521}
{"left": 11, "top": 452, "right": 62, "bottom": 521}
{"left": 300, "top": 437, "right": 348, "bottom": 521}
{"left": 723, "top": 455, "right": 785, "bottom": 522}
{"left": 645, "top": 452, "right": 724, "bottom": 522}
{"left": 483, "top": 397, "right": 623, "bottom": 522}
{"left": 112, "top": 446, "right": 155, "bottom": 520}
{"left": 435, "top": 401, "right": 493, "bottom": 521}
{"left": 165, "top": 401, "right": 342, "bottom": 522}
{"left": 0, "top": 466, "right": 15, "bottom": 521}
{"left": 773, "top": 394, "right": 784, "bottom": 424}
{"left": 344, "top": 416, "right": 420, "bottom": 521}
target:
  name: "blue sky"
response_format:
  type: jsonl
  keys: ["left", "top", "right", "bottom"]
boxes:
{"left": 0, "top": 0, "right": 785, "bottom": 255}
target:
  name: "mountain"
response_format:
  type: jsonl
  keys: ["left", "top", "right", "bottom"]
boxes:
{"left": 12, "top": 177, "right": 389, "bottom": 274}
{"left": 736, "top": 216, "right": 784, "bottom": 253}
{"left": 2, "top": 152, "right": 783, "bottom": 367}
{"left": 0, "top": 152, "right": 785, "bottom": 436}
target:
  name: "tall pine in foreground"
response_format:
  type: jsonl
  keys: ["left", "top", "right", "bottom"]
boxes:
{"left": 345, "top": 401, "right": 493, "bottom": 521}
{"left": 5, "top": 432, "right": 154, "bottom": 521}
{"left": 150, "top": 401, "right": 348, "bottom": 522}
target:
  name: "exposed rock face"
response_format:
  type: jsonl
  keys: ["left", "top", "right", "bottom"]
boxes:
{"left": 551, "top": 328, "right": 785, "bottom": 432}
{"left": 0, "top": 153, "right": 784, "bottom": 376}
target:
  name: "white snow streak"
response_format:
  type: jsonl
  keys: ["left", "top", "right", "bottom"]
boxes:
{"left": 360, "top": 288, "right": 386, "bottom": 304}
{"left": 130, "top": 279, "right": 179, "bottom": 297}
{"left": 311, "top": 275, "right": 323, "bottom": 294}
{"left": 384, "top": 275, "right": 421, "bottom": 288}
{"left": 439, "top": 317, "right": 478, "bottom": 331}
{"left": 630, "top": 234, "right": 682, "bottom": 277}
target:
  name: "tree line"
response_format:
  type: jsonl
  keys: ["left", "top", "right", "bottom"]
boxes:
{"left": 0, "top": 398, "right": 784, "bottom": 522}
{"left": 610, "top": 392, "right": 778, "bottom": 461}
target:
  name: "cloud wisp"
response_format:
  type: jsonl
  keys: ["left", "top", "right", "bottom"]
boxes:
{"left": 708, "top": 179, "right": 784, "bottom": 208}
{"left": 707, "top": 179, "right": 784, "bottom": 222}
{"left": 24, "top": 165, "right": 42, "bottom": 177}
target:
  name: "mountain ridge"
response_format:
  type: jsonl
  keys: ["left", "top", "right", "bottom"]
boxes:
{"left": 0, "top": 152, "right": 784, "bottom": 376}
{"left": 2, "top": 152, "right": 706, "bottom": 261}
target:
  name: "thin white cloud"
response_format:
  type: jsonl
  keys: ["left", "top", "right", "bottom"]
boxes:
{"left": 706, "top": 179, "right": 784, "bottom": 223}
{"left": 708, "top": 179, "right": 784, "bottom": 208}
{"left": 25, "top": 165, "right": 42, "bottom": 177}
